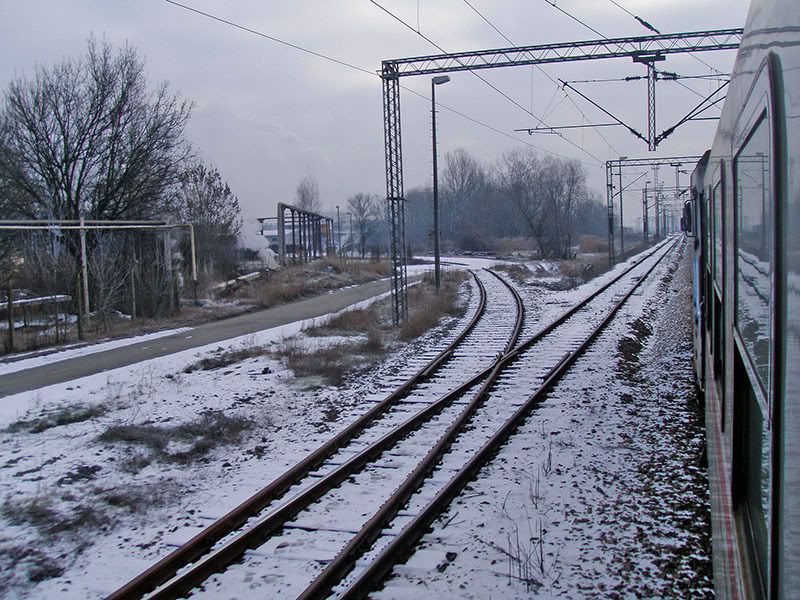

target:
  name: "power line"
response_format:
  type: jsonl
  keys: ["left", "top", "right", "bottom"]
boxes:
{"left": 541, "top": 0, "right": 605, "bottom": 38}
{"left": 461, "top": 0, "right": 514, "bottom": 45}
{"left": 370, "top": 0, "right": 605, "bottom": 165}
{"left": 542, "top": 0, "right": 726, "bottom": 102}
{"left": 162, "top": 0, "right": 375, "bottom": 77}
{"left": 161, "top": 0, "right": 585, "bottom": 166}
{"left": 606, "top": 0, "right": 660, "bottom": 34}
{"left": 459, "top": 0, "right": 622, "bottom": 158}
{"left": 604, "top": 0, "right": 725, "bottom": 75}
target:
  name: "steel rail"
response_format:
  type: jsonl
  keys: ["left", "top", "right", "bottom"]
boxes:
{"left": 129, "top": 270, "right": 524, "bottom": 600}
{"left": 332, "top": 239, "right": 679, "bottom": 600}
{"left": 107, "top": 272, "right": 489, "bottom": 600}
{"left": 110, "top": 242, "right": 667, "bottom": 600}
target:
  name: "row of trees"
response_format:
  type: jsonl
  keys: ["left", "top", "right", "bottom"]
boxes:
{"left": 0, "top": 37, "right": 242, "bottom": 335}
{"left": 406, "top": 147, "right": 606, "bottom": 258}
{"left": 310, "top": 147, "right": 607, "bottom": 262}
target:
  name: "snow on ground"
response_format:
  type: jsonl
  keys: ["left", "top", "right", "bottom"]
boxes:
{"left": 0, "top": 242, "right": 711, "bottom": 599}
{"left": 376, "top": 241, "right": 712, "bottom": 600}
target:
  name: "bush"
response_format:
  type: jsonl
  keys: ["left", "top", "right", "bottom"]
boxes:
{"left": 4, "top": 404, "right": 107, "bottom": 434}
{"left": 578, "top": 235, "right": 608, "bottom": 254}
{"left": 183, "top": 344, "right": 269, "bottom": 372}
{"left": 98, "top": 411, "right": 255, "bottom": 464}
{"left": 400, "top": 271, "right": 467, "bottom": 341}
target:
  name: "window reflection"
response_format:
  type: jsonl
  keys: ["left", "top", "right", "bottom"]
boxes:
{"left": 735, "top": 115, "right": 771, "bottom": 390}
{"left": 714, "top": 181, "right": 723, "bottom": 288}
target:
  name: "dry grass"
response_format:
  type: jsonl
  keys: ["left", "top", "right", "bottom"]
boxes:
{"left": 98, "top": 411, "right": 255, "bottom": 466}
{"left": 493, "top": 237, "right": 537, "bottom": 255}
{"left": 183, "top": 344, "right": 269, "bottom": 373}
{"left": 273, "top": 333, "right": 388, "bottom": 386}
{"left": 1, "top": 496, "right": 109, "bottom": 539}
{"left": 303, "top": 305, "right": 379, "bottom": 337}
{"left": 400, "top": 271, "right": 468, "bottom": 341}
{"left": 4, "top": 403, "right": 108, "bottom": 434}
{"left": 578, "top": 234, "right": 608, "bottom": 254}
{"left": 560, "top": 254, "right": 611, "bottom": 282}
{"left": 253, "top": 259, "right": 390, "bottom": 309}
{"left": 492, "top": 263, "right": 533, "bottom": 284}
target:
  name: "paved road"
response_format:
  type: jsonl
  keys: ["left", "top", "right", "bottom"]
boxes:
{"left": 0, "top": 277, "right": 404, "bottom": 398}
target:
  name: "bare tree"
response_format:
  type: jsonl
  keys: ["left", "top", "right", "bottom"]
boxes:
{"left": 497, "top": 149, "right": 587, "bottom": 258}
{"left": 347, "top": 192, "right": 381, "bottom": 258}
{"left": 0, "top": 36, "right": 193, "bottom": 224}
{"left": 439, "top": 148, "right": 488, "bottom": 242}
{"left": 498, "top": 148, "right": 547, "bottom": 255}
{"left": 0, "top": 37, "right": 194, "bottom": 334}
{"left": 171, "top": 162, "right": 242, "bottom": 278}
{"left": 295, "top": 173, "right": 321, "bottom": 213}
{"left": 87, "top": 232, "right": 129, "bottom": 332}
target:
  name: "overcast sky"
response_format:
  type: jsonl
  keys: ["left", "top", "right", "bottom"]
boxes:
{"left": 0, "top": 0, "right": 750, "bottom": 227}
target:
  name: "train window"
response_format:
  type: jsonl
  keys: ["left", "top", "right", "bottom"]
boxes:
{"left": 734, "top": 111, "right": 772, "bottom": 394}
{"left": 733, "top": 348, "right": 770, "bottom": 597}
{"left": 706, "top": 192, "right": 713, "bottom": 277}
{"left": 713, "top": 180, "right": 723, "bottom": 289}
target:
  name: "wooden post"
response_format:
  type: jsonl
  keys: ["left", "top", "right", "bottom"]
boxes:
{"left": 75, "top": 270, "right": 84, "bottom": 341}
{"left": 79, "top": 217, "right": 90, "bottom": 322}
{"left": 6, "top": 274, "right": 14, "bottom": 353}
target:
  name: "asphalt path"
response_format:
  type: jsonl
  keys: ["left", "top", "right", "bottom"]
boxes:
{"left": 0, "top": 277, "right": 408, "bottom": 398}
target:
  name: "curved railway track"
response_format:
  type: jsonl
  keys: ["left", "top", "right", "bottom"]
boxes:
{"left": 109, "top": 241, "right": 676, "bottom": 600}
{"left": 108, "top": 268, "right": 521, "bottom": 600}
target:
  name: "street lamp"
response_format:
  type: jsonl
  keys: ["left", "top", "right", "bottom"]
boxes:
{"left": 336, "top": 205, "right": 341, "bottom": 257}
{"left": 642, "top": 180, "right": 651, "bottom": 242}
{"left": 618, "top": 156, "right": 627, "bottom": 255}
{"left": 431, "top": 74, "right": 450, "bottom": 294}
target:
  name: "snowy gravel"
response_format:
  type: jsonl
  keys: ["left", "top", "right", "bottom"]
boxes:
{"left": 375, "top": 241, "right": 712, "bottom": 600}
{"left": 0, "top": 242, "right": 711, "bottom": 599}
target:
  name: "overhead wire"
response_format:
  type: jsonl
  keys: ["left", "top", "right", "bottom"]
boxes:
{"left": 542, "top": 0, "right": 606, "bottom": 38}
{"left": 162, "top": 0, "right": 375, "bottom": 77}
{"left": 543, "top": 0, "right": 727, "bottom": 108}
{"left": 369, "top": 0, "right": 605, "bottom": 166}
{"left": 606, "top": 0, "right": 660, "bottom": 34}
{"left": 604, "top": 0, "right": 727, "bottom": 76}
{"left": 460, "top": 0, "right": 623, "bottom": 158}
{"left": 159, "top": 0, "right": 577, "bottom": 165}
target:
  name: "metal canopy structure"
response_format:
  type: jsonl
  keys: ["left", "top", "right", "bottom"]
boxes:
{"left": 381, "top": 28, "right": 742, "bottom": 324}
{"left": 276, "top": 203, "right": 334, "bottom": 266}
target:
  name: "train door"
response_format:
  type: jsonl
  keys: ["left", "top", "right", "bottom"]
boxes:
{"left": 689, "top": 156, "right": 709, "bottom": 391}
{"left": 710, "top": 170, "right": 726, "bottom": 421}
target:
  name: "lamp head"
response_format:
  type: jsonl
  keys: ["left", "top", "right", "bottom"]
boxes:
{"left": 432, "top": 75, "right": 451, "bottom": 85}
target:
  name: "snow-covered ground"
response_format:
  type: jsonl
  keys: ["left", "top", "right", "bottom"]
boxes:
{"left": 0, "top": 243, "right": 711, "bottom": 599}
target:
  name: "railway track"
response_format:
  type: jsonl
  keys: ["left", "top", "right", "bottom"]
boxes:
{"left": 107, "top": 268, "right": 522, "bottom": 600}
{"left": 109, "top": 241, "right": 676, "bottom": 600}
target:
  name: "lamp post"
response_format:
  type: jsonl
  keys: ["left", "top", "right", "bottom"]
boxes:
{"left": 431, "top": 74, "right": 450, "bottom": 294}
{"left": 618, "top": 156, "right": 627, "bottom": 255}
{"left": 643, "top": 180, "right": 651, "bottom": 242}
{"left": 336, "top": 205, "right": 341, "bottom": 257}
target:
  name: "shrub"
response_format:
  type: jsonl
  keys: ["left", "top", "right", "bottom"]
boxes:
{"left": 4, "top": 404, "right": 107, "bottom": 434}
{"left": 578, "top": 234, "right": 608, "bottom": 254}
{"left": 183, "top": 345, "right": 269, "bottom": 372}
{"left": 98, "top": 411, "right": 255, "bottom": 463}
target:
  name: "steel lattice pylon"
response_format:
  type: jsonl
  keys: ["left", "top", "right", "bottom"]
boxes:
{"left": 382, "top": 65, "right": 408, "bottom": 325}
{"left": 381, "top": 29, "right": 742, "bottom": 322}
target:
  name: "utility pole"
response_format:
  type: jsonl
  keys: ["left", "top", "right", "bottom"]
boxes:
{"left": 336, "top": 205, "right": 342, "bottom": 256}
{"left": 618, "top": 157, "right": 627, "bottom": 255}
{"left": 431, "top": 75, "right": 450, "bottom": 295}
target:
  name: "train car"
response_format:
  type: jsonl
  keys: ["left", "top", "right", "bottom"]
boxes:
{"left": 685, "top": 0, "right": 799, "bottom": 598}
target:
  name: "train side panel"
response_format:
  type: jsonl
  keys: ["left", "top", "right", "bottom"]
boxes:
{"left": 694, "top": 1, "right": 800, "bottom": 598}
